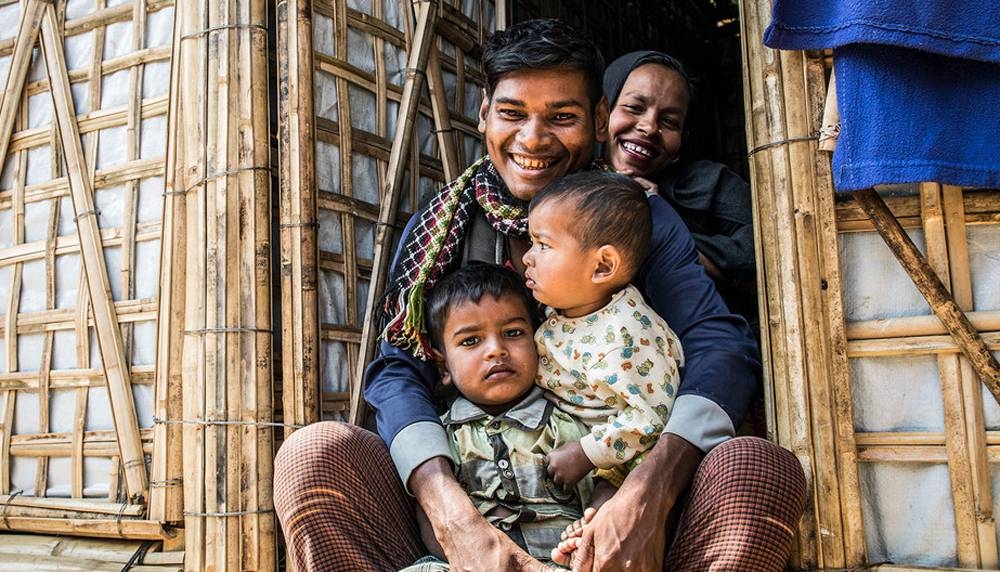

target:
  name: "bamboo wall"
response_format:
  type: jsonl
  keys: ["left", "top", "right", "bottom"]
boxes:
{"left": 277, "top": 0, "right": 503, "bottom": 429}
{"left": 0, "top": 0, "right": 173, "bottom": 540}
{"left": 741, "top": 1, "right": 1000, "bottom": 569}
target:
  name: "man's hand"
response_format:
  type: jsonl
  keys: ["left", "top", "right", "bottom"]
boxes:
{"left": 571, "top": 434, "right": 704, "bottom": 571}
{"left": 409, "top": 456, "right": 546, "bottom": 571}
{"left": 547, "top": 441, "right": 595, "bottom": 489}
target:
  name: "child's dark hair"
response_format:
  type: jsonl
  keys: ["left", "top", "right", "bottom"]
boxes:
{"left": 482, "top": 19, "right": 605, "bottom": 109}
{"left": 425, "top": 263, "right": 535, "bottom": 350}
{"left": 529, "top": 171, "right": 651, "bottom": 277}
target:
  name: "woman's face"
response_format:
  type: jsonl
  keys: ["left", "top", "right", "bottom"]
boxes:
{"left": 605, "top": 64, "right": 690, "bottom": 178}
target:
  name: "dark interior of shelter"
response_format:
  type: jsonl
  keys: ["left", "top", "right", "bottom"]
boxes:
{"left": 513, "top": 0, "right": 749, "bottom": 180}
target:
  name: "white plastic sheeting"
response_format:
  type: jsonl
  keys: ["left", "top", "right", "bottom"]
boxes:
{"left": 842, "top": 219, "right": 1000, "bottom": 566}
{"left": 0, "top": 1, "right": 169, "bottom": 499}
{"left": 840, "top": 229, "right": 931, "bottom": 322}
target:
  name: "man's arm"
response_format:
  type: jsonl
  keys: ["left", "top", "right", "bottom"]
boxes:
{"left": 410, "top": 458, "right": 545, "bottom": 571}
{"left": 637, "top": 194, "right": 759, "bottom": 448}
{"left": 571, "top": 433, "right": 703, "bottom": 571}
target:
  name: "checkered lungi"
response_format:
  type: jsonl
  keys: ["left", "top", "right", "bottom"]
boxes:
{"left": 273, "top": 422, "right": 806, "bottom": 572}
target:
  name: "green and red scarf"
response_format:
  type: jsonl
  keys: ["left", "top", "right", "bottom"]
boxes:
{"left": 379, "top": 157, "right": 529, "bottom": 359}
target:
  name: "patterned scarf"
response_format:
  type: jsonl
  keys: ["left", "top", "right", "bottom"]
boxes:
{"left": 379, "top": 157, "right": 529, "bottom": 359}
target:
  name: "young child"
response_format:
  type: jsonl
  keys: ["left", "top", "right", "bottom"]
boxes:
{"left": 522, "top": 170, "right": 685, "bottom": 503}
{"left": 402, "top": 263, "right": 617, "bottom": 571}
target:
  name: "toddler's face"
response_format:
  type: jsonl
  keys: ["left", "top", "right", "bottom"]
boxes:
{"left": 436, "top": 293, "right": 538, "bottom": 414}
{"left": 523, "top": 202, "right": 609, "bottom": 318}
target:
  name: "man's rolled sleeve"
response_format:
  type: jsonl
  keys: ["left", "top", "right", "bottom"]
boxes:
{"left": 663, "top": 395, "right": 734, "bottom": 452}
{"left": 388, "top": 421, "right": 453, "bottom": 486}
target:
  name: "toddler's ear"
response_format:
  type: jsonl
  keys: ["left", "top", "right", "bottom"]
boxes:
{"left": 592, "top": 244, "right": 623, "bottom": 284}
{"left": 430, "top": 348, "right": 452, "bottom": 385}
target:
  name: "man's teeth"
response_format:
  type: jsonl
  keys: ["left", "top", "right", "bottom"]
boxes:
{"left": 512, "top": 155, "right": 551, "bottom": 170}
{"left": 623, "top": 141, "right": 652, "bottom": 157}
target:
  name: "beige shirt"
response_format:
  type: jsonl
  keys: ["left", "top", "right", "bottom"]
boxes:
{"left": 535, "top": 285, "right": 684, "bottom": 469}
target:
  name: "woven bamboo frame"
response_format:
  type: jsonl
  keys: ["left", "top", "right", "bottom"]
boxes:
{"left": 275, "top": 0, "right": 497, "bottom": 430}
{"left": 742, "top": 1, "right": 1000, "bottom": 568}
{"left": 0, "top": 0, "right": 174, "bottom": 540}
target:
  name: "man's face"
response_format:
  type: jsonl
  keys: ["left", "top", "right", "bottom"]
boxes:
{"left": 478, "top": 68, "right": 609, "bottom": 201}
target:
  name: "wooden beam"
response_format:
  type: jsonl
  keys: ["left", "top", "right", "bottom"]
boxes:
{"left": 853, "top": 188, "right": 1000, "bottom": 405}
{"left": 0, "top": 0, "right": 44, "bottom": 164}
{"left": 0, "top": 516, "right": 176, "bottom": 541}
{"left": 39, "top": 2, "right": 148, "bottom": 503}
{"left": 277, "top": 0, "right": 321, "bottom": 432}
{"left": 350, "top": 0, "right": 440, "bottom": 424}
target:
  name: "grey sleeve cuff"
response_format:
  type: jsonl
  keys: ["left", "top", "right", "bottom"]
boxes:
{"left": 389, "top": 421, "right": 454, "bottom": 493}
{"left": 663, "top": 394, "right": 735, "bottom": 453}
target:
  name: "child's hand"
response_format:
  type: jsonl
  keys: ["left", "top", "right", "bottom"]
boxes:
{"left": 546, "top": 442, "right": 594, "bottom": 489}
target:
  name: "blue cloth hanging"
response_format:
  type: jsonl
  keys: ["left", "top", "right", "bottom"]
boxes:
{"left": 763, "top": 1, "right": 1000, "bottom": 192}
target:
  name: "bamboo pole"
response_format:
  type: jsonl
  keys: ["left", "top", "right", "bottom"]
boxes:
{"left": 0, "top": 0, "right": 44, "bottom": 165}
{"left": 349, "top": 0, "right": 440, "bottom": 424}
{"left": 740, "top": 0, "right": 865, "bottom": 567}
{"left": 0, "top": 516, "right": 175, "bottom": 540}
{"left": 426, "top": 47, "right": 460, "bottom": 181}
{"left": 847, "top": 311, "right": 1000, "bottom": 340}
{"left": 852, "top": 188, "right": 1000, "bottom": 403}
{"left": 818, "top": 69, "right": 838, "bottom": 153}
{"left": 277, "top": 0, "right": 320, "bottom": 433}
{"left": 921, "top": 183, "right": 979, "bottom": 567}
{"left": 172, "top": 0, "right": 275, "bottom": 568}
{"left": 943, "top": 184, "right": 998, "bottom": 567}
{"left": 151, "top": 0, "right": 190, "bottom": 526}
{"left": 39, "top": 1, "right": 148, "bottom": 503}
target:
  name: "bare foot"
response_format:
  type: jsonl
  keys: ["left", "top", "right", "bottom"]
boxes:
{"left": 550, "top": 507, "right": 597, "bottom": 565}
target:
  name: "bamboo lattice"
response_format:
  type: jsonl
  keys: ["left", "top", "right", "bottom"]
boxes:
{"left": 0, "top": 0, "right": 174, "bottom": 538}
{"left": 277, "top": 0, "right": 499, "bottom": 429}
{"left": 742, "top": 0, "right": 1000, "bottom": 569}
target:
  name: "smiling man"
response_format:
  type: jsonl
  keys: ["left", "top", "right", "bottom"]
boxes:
{"left": 273, "top": 19, "right": 805, "bottom": 572}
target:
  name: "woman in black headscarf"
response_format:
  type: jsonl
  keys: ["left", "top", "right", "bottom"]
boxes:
{"left": 603, "top": 51, "right": 759, "bottom": 334}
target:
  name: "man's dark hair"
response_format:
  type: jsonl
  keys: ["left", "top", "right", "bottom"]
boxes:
{"left": 529, "top": 171, "right": 651, "bottom": 278}
{"left": 426, "top": 262, "right": 535, "bottom": 350}
{"left": 482, "top": 19, "right": 605, "bottom": 108}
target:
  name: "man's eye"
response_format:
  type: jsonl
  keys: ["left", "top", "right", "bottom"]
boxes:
{"left": 622, "top": 103, "right": 643, "bottom": 114}
{"left": 505, "top": 328, "right": 525, "bottom": 338}
{"left": 498, "top": 109, "right": 524, "bottom": 119}
{"left": 459, "top": 337, "right": 479, "bottom": 347}
{"left": 552, "top": 113, "right": 576, "bottom": 122}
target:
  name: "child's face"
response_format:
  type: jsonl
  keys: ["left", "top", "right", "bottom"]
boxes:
{"left": 523, "top": 201, "right": 614, "bottom": 318}
{"left": 436, "top": 293, "right": 538, "bottom": 414}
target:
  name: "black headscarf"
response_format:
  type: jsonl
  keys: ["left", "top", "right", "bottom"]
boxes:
{"left": 603, "top": 51, "right": 758, "bottom": 324}
{"left": 603, "top": 50, "right": 691, "bottom": 109}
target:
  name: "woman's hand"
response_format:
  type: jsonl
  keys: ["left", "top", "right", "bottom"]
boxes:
{"left": 570, "top": 434, "right": 704, "bottom": 571}
{"left": 615, "top": 168, "right": 660, "bottom": 196}
{"left": 410, "top": 457, "right": 546, "bottom": 571}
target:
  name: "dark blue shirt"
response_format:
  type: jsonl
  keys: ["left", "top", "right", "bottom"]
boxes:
{"left": 364, "top": 194, "right": 761, "bottom": 485}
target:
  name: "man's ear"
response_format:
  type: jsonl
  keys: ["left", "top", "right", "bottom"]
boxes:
{"left": 594, "top": 95, "right": 610, "bottom": 144}
{"left": 591, "top": 244, "right": 622, "bottom": 284}
{"left": 478, "top": 88, "right": 490, "bottom": 133}
{"left": 430, "top": 348, "right": 452, "bottom": 385}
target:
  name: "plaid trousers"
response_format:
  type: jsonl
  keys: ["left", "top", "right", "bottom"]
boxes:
{"left": 273, "top": 422, "right": 807, "bottom": 571}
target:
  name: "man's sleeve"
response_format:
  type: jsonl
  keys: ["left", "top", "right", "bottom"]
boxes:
{"left": 637, "top": 195, "right": 761, "bottom": 452}
{"left": 362, "top": 212, "right": 452, "bottom": 488}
